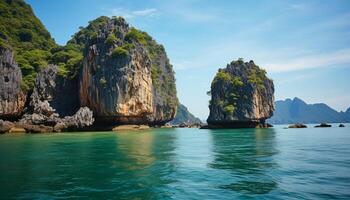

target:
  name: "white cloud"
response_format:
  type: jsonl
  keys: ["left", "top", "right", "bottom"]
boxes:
{"left": 264, "top": 48, "right": 350, "bottom": 72}
{"left": 109, "top": 8, "right": 158, "bottom": 19}
{"left": 132, "top": 8, "right": 157, "bottom": 16}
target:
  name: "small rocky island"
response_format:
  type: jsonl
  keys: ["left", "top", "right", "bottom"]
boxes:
{"left": 206, "top": 59, "right": 275, "bottom": 128}
{"left": 0, "top": 0, "right": 178, "bottom": 133}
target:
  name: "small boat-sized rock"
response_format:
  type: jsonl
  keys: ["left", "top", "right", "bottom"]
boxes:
{"left": 314, "top": 123, "right": 332, "bottom": 128}
{"left": 288, "top": 124, "right": 307, "bottom": 128}
{"left": 339, "top": 124, "right": 345, "bottom": 127}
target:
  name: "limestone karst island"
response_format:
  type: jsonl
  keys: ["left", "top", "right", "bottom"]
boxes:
{"left": 0, "top": 0, "right": 350, "bottom": 199}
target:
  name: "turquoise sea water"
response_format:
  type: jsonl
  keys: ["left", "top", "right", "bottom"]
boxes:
{"left": 0, "top": 124, "right": 350, "bottom": 199}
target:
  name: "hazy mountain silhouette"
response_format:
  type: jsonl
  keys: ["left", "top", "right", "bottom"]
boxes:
{"left": 268, "top": 97, "right": 349, "bottom": 124}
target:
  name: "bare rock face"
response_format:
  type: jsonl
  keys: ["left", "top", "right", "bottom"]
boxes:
{"left": 15, "top": 65, "right": 94, "bottom": 133}
{"left": 54, "top": 107, "right": 95, "bottom": 132}
{"left": 30, "top": 64, "right": 80, "bottom": 117}
{"left": 207, "top": 59, "right": 274, "bottom": 128}
{"left": 79, "top": 17, "right": 177, "bottom": 125}
{"left": 0, "top": 120, "right": 14, "bottom": 133}
{"left": 0, "top": 46, "right": 26, "bottom": 119}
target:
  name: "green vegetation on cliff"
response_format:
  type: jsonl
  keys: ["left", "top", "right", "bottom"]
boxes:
{"left": 0, "top": 0, "right": 57, "bottom": 90}
{"left": 210, "top": 70, "right": 244, "bottom": 116}
{"left": 208, "top": 59, "right": 273, "bottom": 119}
{"left": 1, "top": 0, "right": 178, "bottom": 120}
{"left": 50, "top": 17, "right": 112, "bottom": 79}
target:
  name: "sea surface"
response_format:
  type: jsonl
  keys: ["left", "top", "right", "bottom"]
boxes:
{"left": 0, "top": 124, "right": 349, "bottom": 199}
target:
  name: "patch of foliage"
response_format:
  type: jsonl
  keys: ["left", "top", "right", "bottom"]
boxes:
{"left": 111, "top": 47, "right": 129, "bottom": 58}
{"left": 212, "top": 70, "right": 231, "bottom": 84}
{"left": 224, "top": 105, "right": 235, "bottom": 115}
{"left": 99, "top": 77, "right": 107, "bottom": 87}
{"left": 0, "top": 0, "right": 57, "bottom": 91}
{"left": 50, "top": 43, "right": 83, "bottom": 78}
{"left": 248, "top": 67, "right": 267, "bottom": 90}
{"left": 125, "top": 28, "right": 146, "bottom": 45}
{"left": 105, "top": 33, "right": 117, "bottom": 46}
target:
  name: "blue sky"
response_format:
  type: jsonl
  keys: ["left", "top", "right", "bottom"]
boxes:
{"left": 27, "top": 0, "right": 350, "bottom": 119}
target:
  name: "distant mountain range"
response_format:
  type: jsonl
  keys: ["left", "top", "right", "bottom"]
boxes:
{"left": 170, "top": 104, "right": 202, "bottom": 125}
{"left": 268, "top": 97, "right": 350, "bottom": 124}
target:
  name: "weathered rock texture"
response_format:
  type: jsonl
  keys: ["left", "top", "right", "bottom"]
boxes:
{"left": 0, "top": 46, "right": 26, "bottom": 120}
{"left": 30, "top": 64, "right": 80, "bottom": 117}
{"left": 79, "top": 17, "right": 178, "bottom": 125}
{"left": 207, "top": 59, "right": 274, "bottom": 128}
{"left": 9, "top": 65, "right": 95, "bottom": 133}
{"left": 0, "top": 106, "right": 93, "bottom": 134}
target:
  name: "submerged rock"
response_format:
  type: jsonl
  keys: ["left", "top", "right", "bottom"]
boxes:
{"left": 288, "top": 124, "right": 307, "bottom": 128}
{"left": 207, "top": 59, "right": 274, "bottom": 128}
{"left": 314, "top": 123, "right": 331, "bottom": 128}
{"left": 79, "top": 17, "right": 177, "bottom": 126}
{"left": 0, "top": 46, "right": 26, "bottom": 120}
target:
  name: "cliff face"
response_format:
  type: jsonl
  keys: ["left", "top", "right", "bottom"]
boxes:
{"left": 0, "top": 0, "right": 178, "bottom": 129}
{"left": 0, "top": 46, "right": 26, "bottom": 119}
{"left": 207, "top": 59, "right": 274, "bottom": 128}
{"left": 79, "top": 17, "right": 178, "bottom": 125}
{"left": 31, "top": 64, "right": 80, "bottom": 117}
{"left": 18, "top": 64, "right": 94, "bottom": 132}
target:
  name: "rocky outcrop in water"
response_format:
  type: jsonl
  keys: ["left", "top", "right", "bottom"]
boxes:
{"left": 0, "top": 46, "right": 26, "bottom": 120}
{"left": 314, "top": 123, "right": 331, "bottom": 128}
{"left": 0, "top": 0, "right": 178, "bottom": 131}
{"left": 79, "top": 17, "right": 178, "bottom": 125}
{"left": 0, "top": 107, "right": 94, "bottom": 133}
{"left": 288, "top": 124, "right": 307, "bottom": 128}
{"left": 207, "top": 59, "right": 274, "bottom": 128}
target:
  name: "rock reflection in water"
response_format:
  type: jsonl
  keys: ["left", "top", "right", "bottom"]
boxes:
{"left": 209, "top": 128, "right": 279, "bottom": 195}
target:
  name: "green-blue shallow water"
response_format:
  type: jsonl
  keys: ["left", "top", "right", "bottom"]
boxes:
{"left": 1, "top": 124, "right": 350, "bottom": 199}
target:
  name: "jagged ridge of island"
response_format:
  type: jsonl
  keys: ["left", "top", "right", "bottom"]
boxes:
{"left": 205, "top": 59, "right": 274, "bottom": 128}
{"left": 170, "top": 103, "right": 202, "bottom": 126}
{"left": 0, "top": 0, "right": 178, "bottom": 133}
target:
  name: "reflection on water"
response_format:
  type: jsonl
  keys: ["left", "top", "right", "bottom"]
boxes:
{"left": 1, "top": 126, "right": 350, "bottom": 199}
{"left": 114, "top": 130, "right": 156, "bottom": 169}
{"left": 113, "top": 129, "right": 179, "bottom": 199}
{"left": 209, "top": 128, "right": 278, "bottom": 195}
{"left": 0, "top": 130, "right": 179, "bottom": 199}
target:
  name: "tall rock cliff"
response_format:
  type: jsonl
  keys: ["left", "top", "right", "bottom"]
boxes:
{"left": 0, "top": 46, "right": 26, "bottom": 119}
{"left": 207, "top": 59, "right": 274, "bottom": 128}
{"left": 0, "top": 0, "right": 178, "bottom": 129}
{"left": 78, "top": 17, "right": 178, "bottom": 125}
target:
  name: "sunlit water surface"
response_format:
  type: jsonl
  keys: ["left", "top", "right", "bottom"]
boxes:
{"left": 1, "top": 124, "right": 349, "bottom": 199}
